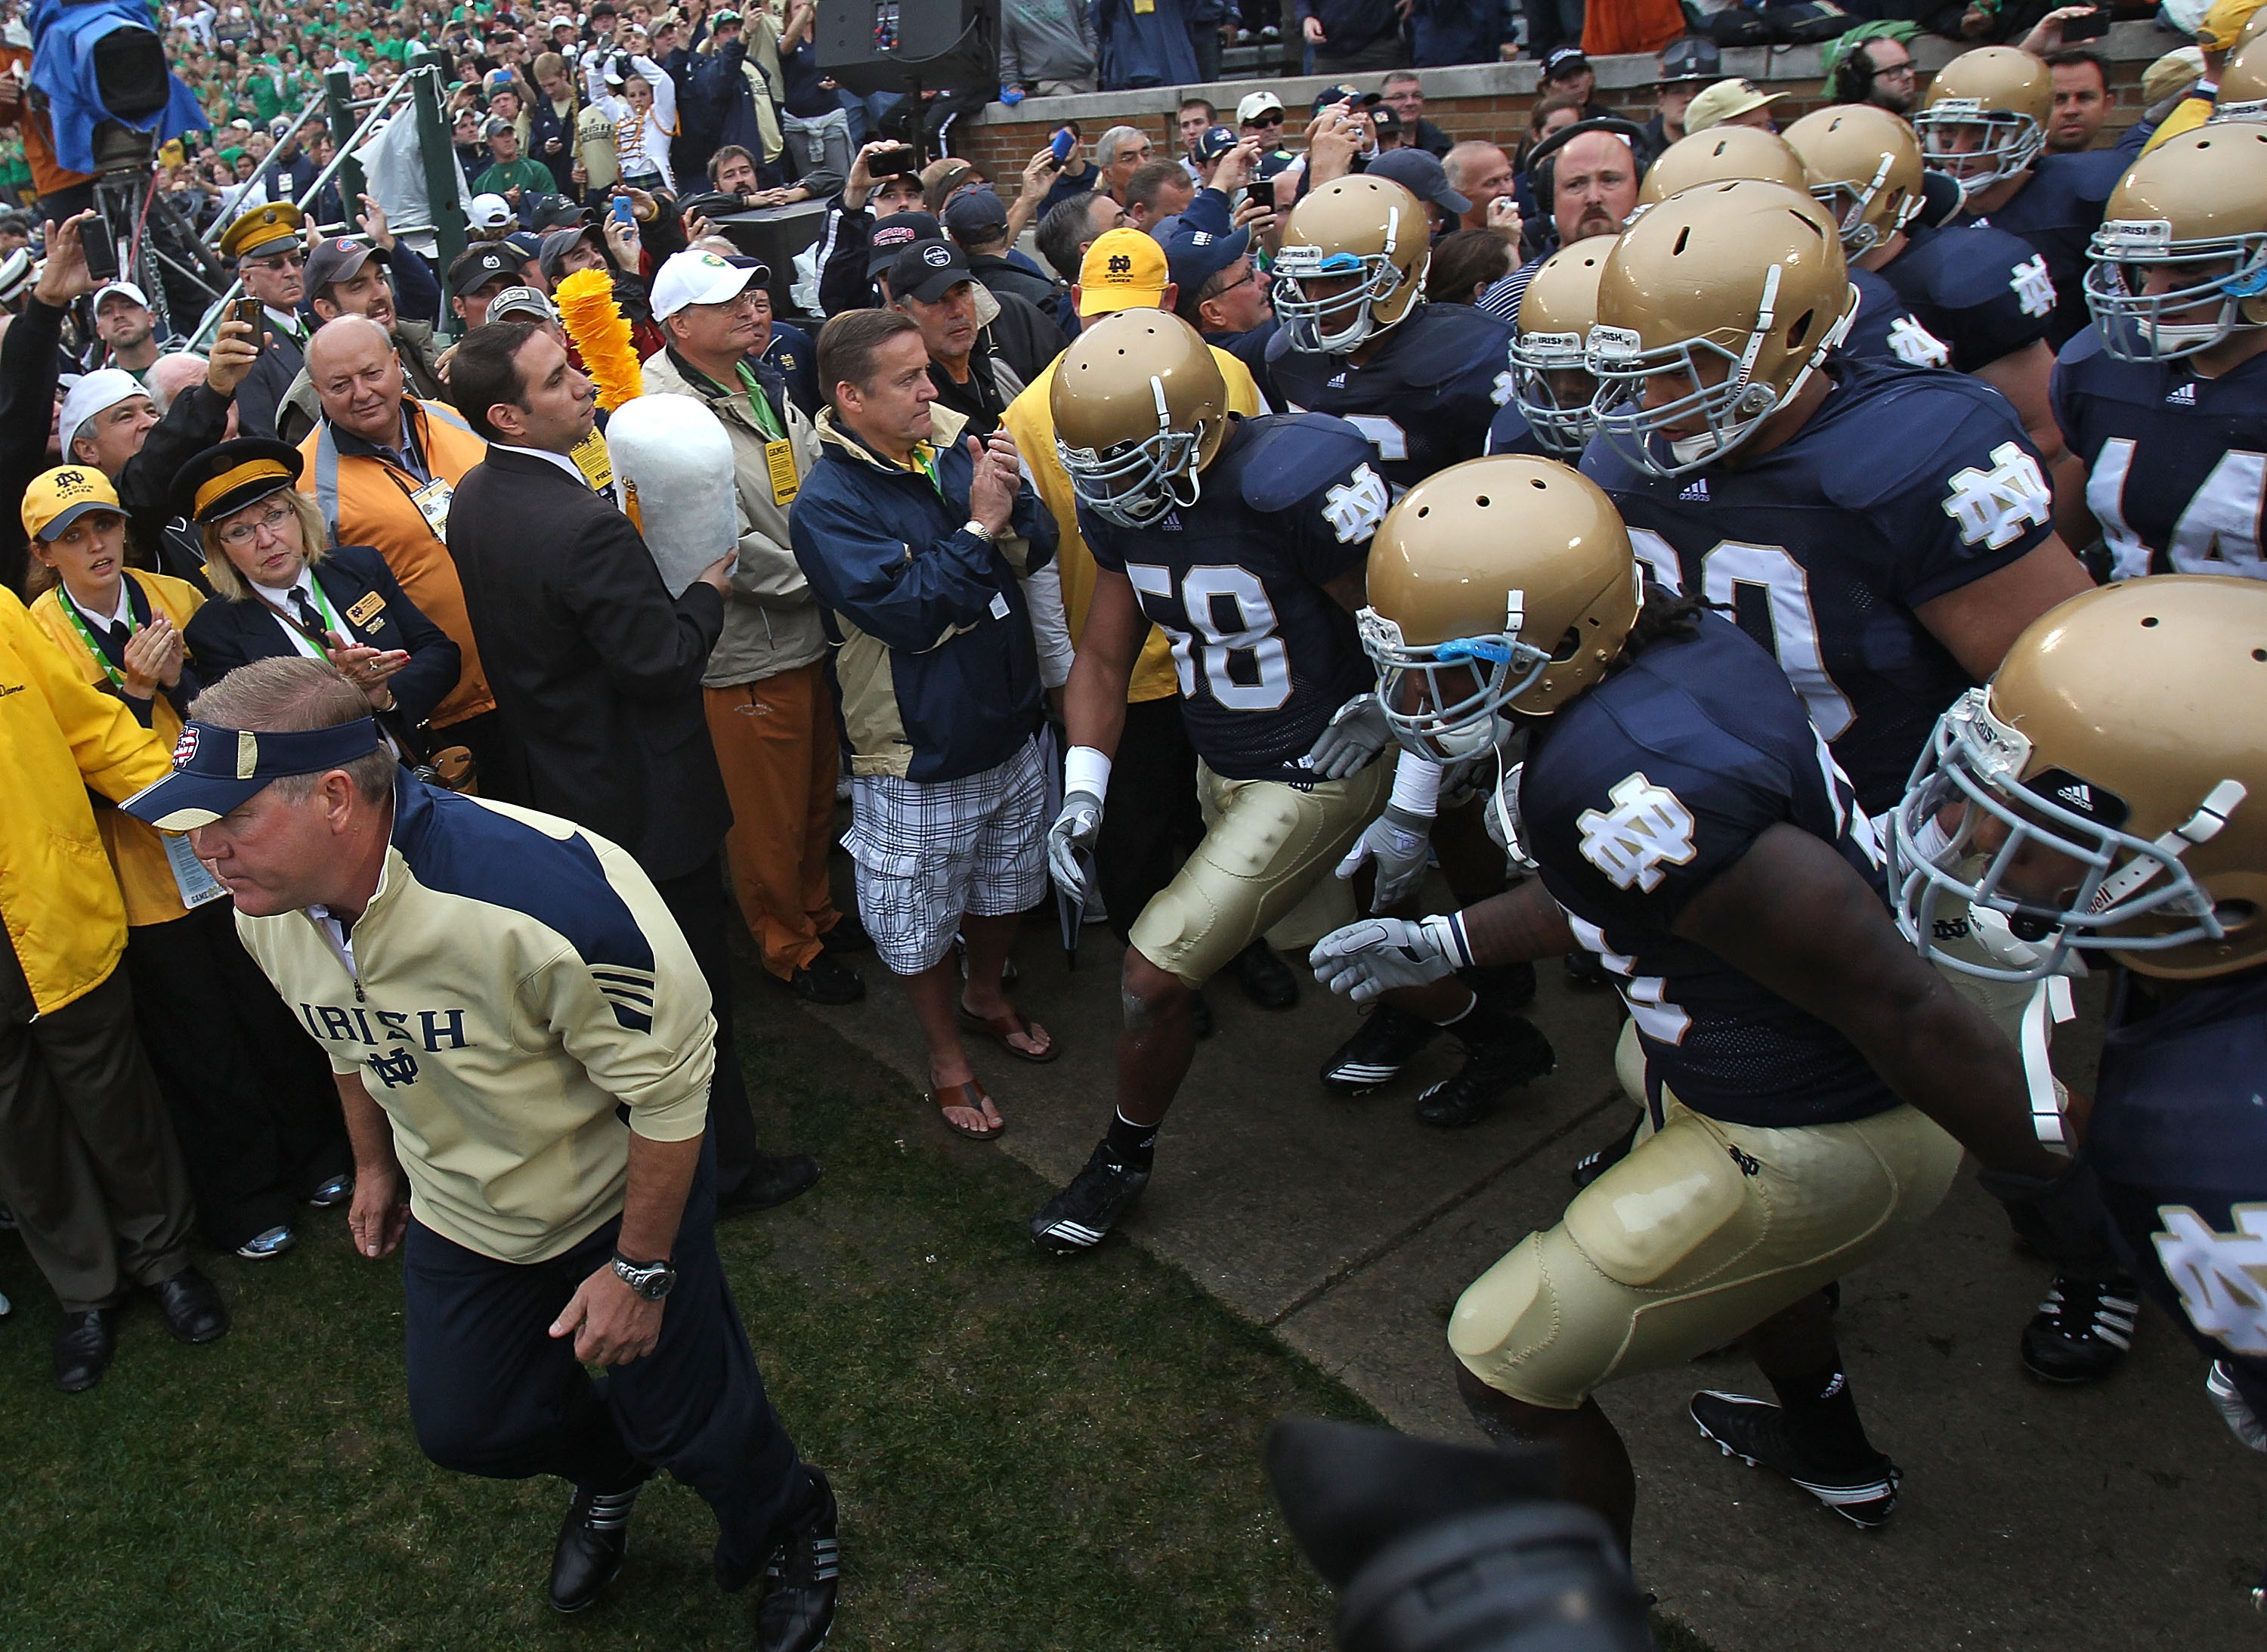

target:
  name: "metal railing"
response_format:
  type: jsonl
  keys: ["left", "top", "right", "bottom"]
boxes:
{"left": 178, "top": 63, "right": 460, "bottom": 351}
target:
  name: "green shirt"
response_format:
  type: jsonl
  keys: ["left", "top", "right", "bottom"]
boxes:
{"left": 472, "top": 156, "right": 553, "bottom": 197}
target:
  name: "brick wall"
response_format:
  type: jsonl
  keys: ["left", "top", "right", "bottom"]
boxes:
{"left": 949, "top": 22, "right": 2163, "bottom": 180}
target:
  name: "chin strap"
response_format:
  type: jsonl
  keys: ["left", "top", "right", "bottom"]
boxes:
{"left": 2086, "top": 778, "right": 2247, "bottom": 916}
{"left": 2021, "top": 973, "right": 2078, "bottom": 1149}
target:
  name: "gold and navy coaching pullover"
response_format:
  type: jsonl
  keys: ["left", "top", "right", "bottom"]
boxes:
{"left": 235, "top": 776, "right": 716, "bottom": 1265}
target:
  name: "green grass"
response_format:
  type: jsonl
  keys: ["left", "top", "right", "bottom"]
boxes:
{"left": 0, "top": 951, "right": 1714, "bottom": 1651}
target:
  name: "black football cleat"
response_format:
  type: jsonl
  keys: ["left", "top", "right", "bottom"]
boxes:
{"left": 1415, "top": 1016, "right": 1555, "bottom": 1128}
{"left": 1690, "top": 1391, "right": 1901, "bottom": 1529}
{"left": 1570, "top": 1118, "right": 1641, "bottom": 1189}
{"left": 1319, "top": 1002, "right": 1440, "bottom": 1094}
{"left": 755, "top": 1465, "right": 840, "bottom": 1652}
{"left": 2020, "top": 1273, "right": 2140, "bottom": 1384}
{"left": 1030, "top": 1142, "right": 1151, "bottom": 1255}
{"left": 549, "top": 1476, "right": 646, "bottom": 1612}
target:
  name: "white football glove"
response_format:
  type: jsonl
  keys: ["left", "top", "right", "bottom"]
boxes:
{"left": 1308, "top": 913, "right": 1473, "bottom": 1004}
{"left": 1047, "top": 787, "right": 1103, "bottom": 899}
{"left": 1304, "top": 691, "right": 1393, "bottom": 780}
{"left": 1337, "top": 803, "right": 1435, "bottom": 911}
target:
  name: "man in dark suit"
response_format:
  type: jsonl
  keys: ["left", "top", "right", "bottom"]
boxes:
{"left": 444, "top": 321, "right": 818, "bottom": 1217}
{"left": 221, "top": 203, "right": 315, "bottom": 443}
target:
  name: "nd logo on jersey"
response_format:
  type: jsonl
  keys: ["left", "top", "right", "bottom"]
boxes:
{"left": 2155, "top": 1202, "right": 2267, "bottom": 1355}
{"left": 1576, "top": 772, "right": 1698, "bottom": 892}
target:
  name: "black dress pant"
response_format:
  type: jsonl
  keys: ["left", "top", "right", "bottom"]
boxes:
{"left": 653, "top": 853, "right": 768, "bottom": 1205}
{"left": 1093, "top": 696, "right": 1206, "bottom": 948}
{"left": 0, "top": 935, "right": 195, "bottom": 1311}
{"left": 122, "top": 902, "right": 351, "bottom": 1252}
{"left": 401, "top": 1139, "right": 802, "bottom": 1591}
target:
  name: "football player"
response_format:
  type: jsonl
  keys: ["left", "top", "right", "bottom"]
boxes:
{"left": 1265, "top": 175, "right": 1520, "bottom": 491}
{"left": 1785, "top": 102, "right": 2061, "bottom": 457}
{"left": 1647, "top": 118, "right": 1954, "bottom": 373}
{"left": 1308, "top": 454, "right": 2074, "bottom": 1541}
{"left": 2054, "top": 122, "right": 2267, "bottom": 581}
{"left": 1582, "top": 179, "right": 2134, "bottom": 1384}
{"left": 1887, "top": 576, "right": 2267, "bottom": 1508}
{"left": 1034, "top": 314, "right": 1555, "bottom": 1254}
{"left": 1916, "top": 46, "right": 2126, "bottom": 351}
{"left": 1490, "top": 237, "right": 1616, "bottom": 459}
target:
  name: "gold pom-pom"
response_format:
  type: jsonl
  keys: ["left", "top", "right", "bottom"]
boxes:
{"left": 554, "top": 266, "right": 644, "bottom": 412}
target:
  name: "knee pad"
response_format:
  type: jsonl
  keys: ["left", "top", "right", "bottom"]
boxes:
{"left": 1449, "top": 1233, "right": 1552, "bottom": 1377}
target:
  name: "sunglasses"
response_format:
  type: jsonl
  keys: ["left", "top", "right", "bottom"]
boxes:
{"left": 1245, "top": 112, "right": 1284, "bottom": 128}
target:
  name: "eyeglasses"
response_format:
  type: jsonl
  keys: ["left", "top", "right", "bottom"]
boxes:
{"left": 250, "top": 251, "right": 305, "bottom": 270}
{"left": 1211, "top": 267, "right": 1259, "bottom": 299}
{"left": 1875, "top": 57, "right": 1916, "bottom": 78}
{"left": 217, "top": 503, "right": 295, "bottom": 546}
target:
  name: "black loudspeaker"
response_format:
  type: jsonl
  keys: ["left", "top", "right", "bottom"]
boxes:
{"left": 815, "top": 0, "right": 998, "bottom": 97}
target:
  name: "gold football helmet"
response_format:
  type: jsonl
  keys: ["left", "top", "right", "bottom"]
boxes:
{"left": 1588, "top": 179, "right": 1854, "bottom": 478}
{"left": 1914, "top": 46, "right": 2052, "bottom": 198}
{"left": 1272, "top": 175, "right": 1430, "bottom": 354}
{"left": 1509, "top": 235, "right": 1614, "bottom": 457}
{"left": 1636, "top": 125, "right": 1808, "bottom": 208}
{"left": 2211, "top": 34, "right": 2267, "bottom": 121}
{"left": 1782, "top": 102, "right": 1926, "bottom": 257}
{"left": 1889, "top": 577, "right": 2267, "bottom": 982}
{"left": 2084, "top": 121, "right": 2267, "bottom": 361}
{"left": 1361, "top": 456, "right": 1642, "bottom": 759}
{"left": 1051, "top": 310, "right": 1229, "bottom": 527}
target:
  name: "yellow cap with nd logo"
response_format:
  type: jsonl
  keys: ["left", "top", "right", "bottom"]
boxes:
{"left": 1078, "top": 228, "right": 1171, "bottom": 317}
{"left": 21, "top": 466, "right": 123, "bottom": 542}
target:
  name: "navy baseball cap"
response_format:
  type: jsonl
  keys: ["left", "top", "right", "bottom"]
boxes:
{"left": 1164, "top": 223, "right": 1251, "bottom": 321}
{"left": 1194, "top": 123, "right": 1238, "bottom": 163}
{"left": 1366, "top": 148, "right": 1471, "bottom": 216}
{"left": 867, "top": 211, "right": 942, "bottom": 276}
{"left": 942, "top": 186, "right": 1007, "bottom": 240}
{"left": 1310, "top": 82, "right": 1375, "bottom": 113}
{"left": 122, "top": 717, "right": 387, "bottom": 830}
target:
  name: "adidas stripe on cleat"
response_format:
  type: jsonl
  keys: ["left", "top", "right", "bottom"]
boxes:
{"left": 1030, "top": 1142, "right": 1151, "bottom": 1255}
{"left": 1319, "top": 1003, "right": 1441, "bottom": 1094}
{"left": 2019, "top": 1272, "right": 2139, "bottom": 1384}
{"left": 1689, "top": 1391, "right": 1901, "bottom": 1529}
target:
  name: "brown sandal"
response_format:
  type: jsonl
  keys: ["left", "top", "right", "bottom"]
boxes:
{"left": 928, "top": 1078, "right": 1006, "bottom": 1140}
{"left": 957, "top": 1001, "right": 1058, "bottom": 1063}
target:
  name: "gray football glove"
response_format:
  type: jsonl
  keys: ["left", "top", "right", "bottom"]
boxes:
{"left": 1337, "top": 803, "right": 1436, "bottom": 912}
{"left": 1309, "top": 913, "right": 1473, "bottom": 1004}
{"left": 1047, "top": 787, "right": 1103, "bottom": 899}
{"left": 1305, "top": 692, "right": 1393, "bottom": 780}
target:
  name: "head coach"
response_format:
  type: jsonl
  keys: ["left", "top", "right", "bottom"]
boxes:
{"left": 122, "top": 657, "right": 838, "bottom": 1647}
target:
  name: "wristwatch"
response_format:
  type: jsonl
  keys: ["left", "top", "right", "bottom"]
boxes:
{"left": 963, "top": 518, "right": 997, "bottom": 543}
{"left": 611, "top": 1251, "right": 677, "bottom": 1301}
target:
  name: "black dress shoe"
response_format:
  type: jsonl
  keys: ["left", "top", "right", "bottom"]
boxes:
{"left": 785, "top": 954, "right": 863, "bottom": 1005}
{"left": 54, "top": 1307, "right": 116, "bottom": 1393}
{"left": 1233, "top": 940, "right": 1299, "bottom": 1010}
{"left": 818, "top": 915, "right": 869, "bottom": 954}
{"left": 719, "top": 1154, "right": 822, "bottom": 1219}
{"left": 148, "top": 1267, "right": 229, "bottom": 1344}
{"left": 549, "top": 1475, "right": 647, "bottom": 1613}
{"left": 754, "top": 1465, "right": 839, "bottom": 1652}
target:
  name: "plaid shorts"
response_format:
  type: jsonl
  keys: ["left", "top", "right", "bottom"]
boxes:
{"left": 841, "top": 735, "right": 1050, "bottom": 976}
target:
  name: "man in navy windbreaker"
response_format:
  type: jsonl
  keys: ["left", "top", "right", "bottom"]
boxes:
{"left": 790, "top": 307, "right": 1061, "bottom": 1141}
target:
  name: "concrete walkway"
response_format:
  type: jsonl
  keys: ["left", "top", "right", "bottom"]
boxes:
{"left": 799, "top": 908, "right": 2264, "bottom": 1650}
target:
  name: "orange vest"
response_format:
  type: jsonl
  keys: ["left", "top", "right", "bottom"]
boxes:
{"left": 30, "top": 570, "right": 205, "bottom": 929}
{"left": 300, "top": 398, "right": 496, "bottom": 729}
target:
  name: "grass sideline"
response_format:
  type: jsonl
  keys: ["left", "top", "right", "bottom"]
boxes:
{"left": 0, "top": 947, "right": 1713, "bottom": 1651}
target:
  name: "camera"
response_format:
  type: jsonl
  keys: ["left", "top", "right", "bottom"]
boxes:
{"left": 2061, "top": 6, "right": 2108, "bottom": 40}
{"left": 1266, "top": 1418, "right": 1655, "bottom": 1652}
{"left": 866, "top": 144, "right": 920, "bottom": 178}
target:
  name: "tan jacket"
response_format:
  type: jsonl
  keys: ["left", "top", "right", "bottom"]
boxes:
{"left": 640, "top": 347, "right": 827, "bottom": 687}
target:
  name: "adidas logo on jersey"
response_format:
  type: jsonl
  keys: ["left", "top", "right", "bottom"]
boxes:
{"left": 1159, "top": 510, "right": 1183, "bottom": 531}
{"left": 2166, "top": 382, "right": 2197, "bottom": 406}
{"left": 1679, "top": 478, "right": 1709, "bottom": 502}
{"left": 1327, "top": 373, "right": 1347, "bottom": 388}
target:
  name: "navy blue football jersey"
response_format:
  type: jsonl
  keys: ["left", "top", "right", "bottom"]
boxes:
{"left": 2052, "top": 327, "right": 2267, "bottom": 580}
{"left": 2091, "top": 967, "right": 2267, "bottom": 1387}
{"left": 1580, "top": 357, "right": 2056, "bottom": 813}
{"left": 1523, "top": 610, "right": 1900, "bottom": 1129}
{"left": 1953, "top": 151, "right": 2123, "bottom": 351}
{"left": 1266, "top": 302, "right": 1516, "bottom": 489}
{"left": 1877, "top": 221, "right": 2055, "bottom": 372}
{"left": 1080, "top": 413, "right": 1382, "bottom": 783}
{"left": 1844, "top": 266, "right": 1951, "bottom": 370}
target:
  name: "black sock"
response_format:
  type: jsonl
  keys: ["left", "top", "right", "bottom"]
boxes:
{"left": 1767, "top": 1358, "right": 1876, "bottom": 1470}
{"left": 1104, "top": 1110, "right": 1158, "bottom": 1171}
